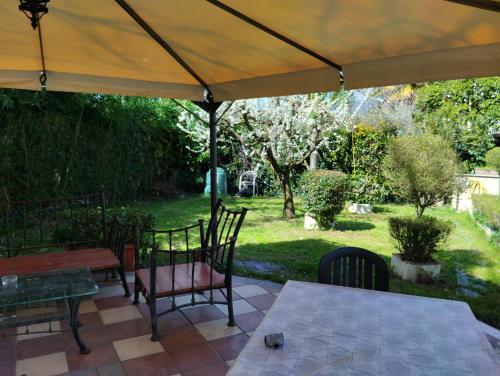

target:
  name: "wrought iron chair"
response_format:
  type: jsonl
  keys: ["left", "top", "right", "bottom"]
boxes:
{"left": 318, "top": 247, "right": 389, "bottom": 291}
{"left": 107, "top": 219, "right": 131, "bottom": 297}
{"left": 133, "top": 199, "right": 247, "bottom": 341}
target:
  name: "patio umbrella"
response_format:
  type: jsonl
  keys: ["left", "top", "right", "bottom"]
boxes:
{"left": 1, "top": 0, "right": 499, "bottom": 240}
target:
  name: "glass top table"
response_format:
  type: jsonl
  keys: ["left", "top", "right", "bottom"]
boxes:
{"left": 0, "top": 267, "right": 99, "bottom": 354}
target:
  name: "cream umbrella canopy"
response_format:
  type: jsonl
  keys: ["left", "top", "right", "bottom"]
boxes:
{"left": 1, "top": 0, "right": 499, "bottom": 222}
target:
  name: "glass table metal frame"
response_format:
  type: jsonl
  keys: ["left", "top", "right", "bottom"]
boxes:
{"left": 0, "top": 267, "right": 99, "bottom": 354}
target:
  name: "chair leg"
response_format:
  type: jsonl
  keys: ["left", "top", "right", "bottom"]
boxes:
{"left": 149, "top": 297, "right": 159, "bottom": 341}
{"left": 226, "top": 283, "right": 236, "bottom": 327}
{"left": 133, "top": 277, "right": 140, "bottom": 305}
{"left": 117, "top": 267, "right": 131, "bottom": 297}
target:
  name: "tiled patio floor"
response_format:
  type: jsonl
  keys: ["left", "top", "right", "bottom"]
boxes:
{"left": 0, "top": 273, "right": 283, "bottom": 376}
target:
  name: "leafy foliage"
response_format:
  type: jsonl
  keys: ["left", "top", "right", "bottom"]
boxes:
{"left": 484, "top": 147, "right": 500, "bottom": 173}
{"left": 0, "top": 90, "right": 202, "bottom": 203}
{"left": 388, "top": 216, "right": 452, "bottom": 262}
{"left": 300, "top": 170, "right": 348, "bottom": 229}
{"left": 384, "top": 134, "right": 462, "bottom": 217}
{"left": 472, "top": 194, "right": 500, "bottom": 231}
{"left": 414, "top": 78, "right": 500, "bottom": 171}
{"left": 178, "top": 95, "right": 342, "bottom": 218}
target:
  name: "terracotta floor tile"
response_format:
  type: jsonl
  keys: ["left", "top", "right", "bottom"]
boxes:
{"left": 16, "top": 333, "right": 64, "bottom": 360}
{"left": 16, "top": 351, "right": 68, "bottom": 376}
{"left": 244, "top": 293, "right": 276, "bottom": 311}
{"left": 0, "top": 335, "right": 16, "bottom": 376}
{"left": 209, "top": 333, "right": 249, "bottom": 361}
{"left": 66, "top": 342, "right": 118, "bottom": 371}
{"left": 99, "top": 306, "right": 142, "bottom": 325}
{"left": 159, "top": 325, "right": 205, "bottom": 350}
{"left": 154, "top": 311, "right": 191, "bottom": 333}
{"left": 106, "top": 318, "right": 150, "bottom": 341}
{"left": 69, "top": 368, "right": 98, "bottom": 376}
{"left": 234, "top": 310, "right": 264, "bottom": 333}
{"left": 121, "top": 352, "right": 178, "bottom": 376}
{"left": 194, "top": 318, "right": 242, "bottom": 341}
{"left": 64, "top": 325, "right": 112, "bottom": 349}
{"left": 113, "top": 334, "right": 164, "bottom": 361}
{"left": 182, "top": 305, "right": 226, "bottom": 324}
{"left": 94, "top": 284, "right": 126, "bottom": 299}
{"left": 94, "top": 295, "right": 133, "bottom": 310}
{"left": 168, "top": 342, "right": 222, "bottom": 372}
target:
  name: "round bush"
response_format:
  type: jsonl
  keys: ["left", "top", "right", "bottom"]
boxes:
{"left": 388, "top": 216, "right": 452, "bottom": 263}
{"left": 301, "top": 170, "right": 348, "bottom": 229}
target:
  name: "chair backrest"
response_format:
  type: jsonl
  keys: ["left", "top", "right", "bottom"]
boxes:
{"left": 239, "top": 171, "right": 257, "bottom": 188}
{"left": 204, "top": 199, "right": 248, "bottom": 275}
{"left": 109, "top": 221, "right": 129, "bottom": 265}
{"left": 318, "top": 247, "right": 389, "bottom": 291}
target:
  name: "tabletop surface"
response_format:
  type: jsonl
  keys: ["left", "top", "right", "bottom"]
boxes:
{"left": 0, "top": 267, "right": 98, "bottom": 308}
{"left": 228, "top": 280, "right": 499, "bottom": 376}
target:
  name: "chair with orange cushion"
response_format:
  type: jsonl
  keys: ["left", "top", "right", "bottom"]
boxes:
{"left": 133, "top": 199, "right": 247, "bottom": 341}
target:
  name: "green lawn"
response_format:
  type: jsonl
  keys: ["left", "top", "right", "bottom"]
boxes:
{"left": 131, "top": 196, "right": 500, "bottom": 328}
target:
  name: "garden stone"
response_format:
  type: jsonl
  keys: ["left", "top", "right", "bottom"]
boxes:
{"left": 348, "top": 203, "right": 373, "bottom": 214}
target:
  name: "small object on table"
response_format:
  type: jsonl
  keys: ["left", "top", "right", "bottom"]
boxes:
{"left": 264, "top": 333, "right": 284, "bottom": 349}
{"left": 1, "top": 275, "right": 17, "bottom": 287}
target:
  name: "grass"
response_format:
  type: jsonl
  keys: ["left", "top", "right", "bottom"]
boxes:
{"left": 131, "top": 195, "right": 500, "bottom": 328}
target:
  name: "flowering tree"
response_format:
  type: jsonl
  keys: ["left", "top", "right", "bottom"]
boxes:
{"left": 177, "top": 95, "right": 341, "bottom": 219}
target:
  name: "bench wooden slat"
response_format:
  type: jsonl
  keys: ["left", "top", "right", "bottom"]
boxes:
{"left": 0, "top": 248, "right": 120, "bottom": 277}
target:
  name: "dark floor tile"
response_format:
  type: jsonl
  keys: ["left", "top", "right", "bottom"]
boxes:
{"left": 209, "top": 333, "right": 249, "bottom": 361}
{"left": 258, "top": 280, "right": 283, "bottom": 293}
{"left": 245, "top": 293, "right": 276, "bottom": 311}
{"left": 159, "top": 325, "right": 205, "bottom": 350}
{"left": 234, "top": 310, "right": 265, "bottom": 332}
{"left": 94, "top": 296, "right": 132, "bottom": 310}
{"left": 96, "top": 362, "right": 126, "bottom": 376}
{"left": 0, "top": 335, "right": 16, "bottom": 376}
{"left": 180, "top": 361, "right": 228, "bottom": 376}
{"left": 204, "top": 289, "right": 241, "bottom": 301}
{"left": 156, "top": 310, "right": 191, "bottom": 331}
{"left": 70, "top": 367, "right": 98, "bottom": 376}
{"left": 64, "top": 325, "right": 112, "bottom": 349}
{"left": 106, "top": 319, "right": 149, "bottom": 341}
{"left": 121, "top": 352, "right": 178, "bottom": 376}
{"left": 168, "top": 342, "right": 222, "bottom": 372}
{"left": 66, "top": 342, "right": 119, "bottom": 371}
{"left": 182, "top": 305, "right": 225, "bottom": 324}
{"left": 16, "top": 333, "right": 65, "bottom": 360}
{"left": 62, "top": 312, "right": 104, "bottom": 331}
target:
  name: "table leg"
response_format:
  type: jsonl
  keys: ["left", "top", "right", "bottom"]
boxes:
{"left": 67, "top": 297, "right": 90, "bottom": 354}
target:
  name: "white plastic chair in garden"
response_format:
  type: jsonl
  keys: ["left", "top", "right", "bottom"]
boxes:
{"left": 238, "top": 171, "right": 258, "bottom": 196}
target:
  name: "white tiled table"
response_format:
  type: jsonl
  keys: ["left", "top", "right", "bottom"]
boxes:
{"left": 228, "top": 280, "right": 499, "bottom": 376}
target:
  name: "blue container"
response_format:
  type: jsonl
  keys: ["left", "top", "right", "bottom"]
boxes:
{"left": 204, "top": 167, "right": 227, "bottom": 196}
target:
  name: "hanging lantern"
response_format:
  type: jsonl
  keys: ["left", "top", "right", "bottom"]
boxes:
{"left": 18, "top": 0, "right": 50, "bottom": 30}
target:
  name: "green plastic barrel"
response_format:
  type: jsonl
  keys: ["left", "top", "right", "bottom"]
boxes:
{"left": 204, "top": 167, "right": 227, "bottom": 196}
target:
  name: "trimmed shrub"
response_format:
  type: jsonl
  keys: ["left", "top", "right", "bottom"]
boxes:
{"left": 301, "top": 170, "right": 348, "bottom": 229}
{"left": 384, "top": 134, "right": 461, "bottom": 217}
{"left": 388, "top": 216, "right": 452, "bottom": 262}
{"left": 472, "top": 194, "right": 500, "bottom": 231}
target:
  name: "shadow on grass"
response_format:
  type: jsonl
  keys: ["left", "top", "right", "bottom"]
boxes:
{"left": 372, "top": 206, "right": 391, "bottom": 213}
{"left": 236, "top": 238, "right": 342, "bottom": 283}
{"left": 335, "top": 220, "right": 375, "bottom": 231}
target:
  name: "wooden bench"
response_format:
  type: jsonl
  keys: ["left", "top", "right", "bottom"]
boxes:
{"left": 0, "top": 193, "right": 130, "bottom": 297}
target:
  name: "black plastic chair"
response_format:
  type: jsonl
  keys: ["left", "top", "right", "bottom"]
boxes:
{"left": 133, "top": 199, "right": 248, "bottom": 341}
{"left": 318, "top": 247, "right": 389, "bottom": 291}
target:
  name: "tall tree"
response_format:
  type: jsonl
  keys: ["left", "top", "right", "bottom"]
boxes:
{"left": 178, "top": 95, "right": 340, "bottom": 219}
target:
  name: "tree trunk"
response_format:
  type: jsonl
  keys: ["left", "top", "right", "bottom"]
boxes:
{"left": 279, "top": 171, "right": 295, "bottom": 219}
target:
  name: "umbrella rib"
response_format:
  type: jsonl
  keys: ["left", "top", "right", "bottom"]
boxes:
{"left": 444, "top": 0, "right": 500, "bottom": 12}
{"left": 206, "top": 0, "right": 342, "bottom": 72}
{"left": 114, "top": 0, "right": 210, "bottom": 91}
